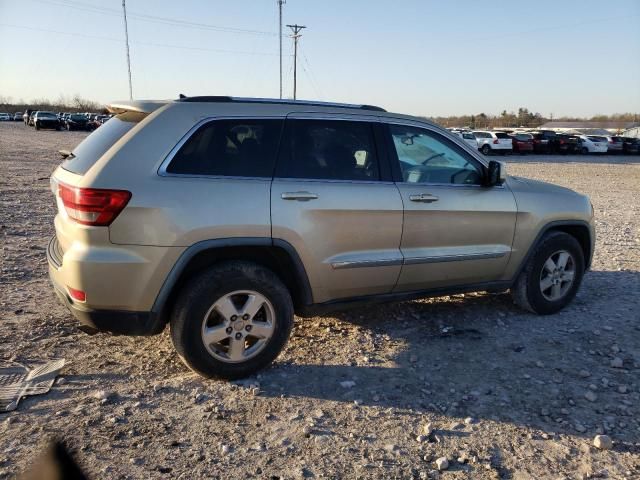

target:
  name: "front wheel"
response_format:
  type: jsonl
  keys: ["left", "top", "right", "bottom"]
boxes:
{"left": 170, "top": 261, "right": 294, "bottom": 379}
{"left": 511, "top": 231, "right": 585, "bottom": 315}
{"left": 481, "top": 144, "right": 491, "bottom": 155}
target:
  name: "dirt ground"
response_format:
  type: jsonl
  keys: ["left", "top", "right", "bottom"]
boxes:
{"left": 0, "top": 121, "right": 639, "bottom": 479}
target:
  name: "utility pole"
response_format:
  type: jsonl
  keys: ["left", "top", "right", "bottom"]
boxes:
{"left": 286, "top": 24, "right": 306, "bottom": 100}
{"left": 278, "top": 1, "right": 285, "bottom": 99}
{"left": 122, "top": 0, "right": 133, "bottom": 100}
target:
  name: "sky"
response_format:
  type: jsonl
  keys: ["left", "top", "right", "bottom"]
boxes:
{"left": 0, "top": 0, "right": 639, "bottom": 117}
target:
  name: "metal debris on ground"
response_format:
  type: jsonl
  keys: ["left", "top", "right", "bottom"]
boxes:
{"left": 0, "top": 359, "right": 65, "bottom": 412}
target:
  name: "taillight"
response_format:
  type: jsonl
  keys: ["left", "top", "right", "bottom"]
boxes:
{"left": 58, "top": 183, "right": 131, "bottom": 226}
{"left": 67, "top": 286, "right": 86, "bottom": 302}
{"left": 493, "top": 139, "right": 499, "bottom": 144}
{"left": 559, "top": 139, "right": 565, "bottom": 145}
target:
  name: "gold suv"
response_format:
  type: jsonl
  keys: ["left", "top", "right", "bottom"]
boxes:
{"left": 47, "top": 96, "right": 595, "bottom": 379}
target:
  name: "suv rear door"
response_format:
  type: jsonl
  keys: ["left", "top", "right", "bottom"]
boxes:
{"left": 271, "top": 114, "right": 404, "bottom": 303}
{"left": 384, "top": 122, "right": 517, "bottom": 291}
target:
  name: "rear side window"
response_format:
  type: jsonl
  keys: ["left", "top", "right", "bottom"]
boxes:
{"left": 166, "top": 119, "right": 282, "bottom": 177}
{"left": 62, "top": 111, "right": 147, "bottom": 175}
{"left": 275, "top": 119, "right": 379, "bottom": 181}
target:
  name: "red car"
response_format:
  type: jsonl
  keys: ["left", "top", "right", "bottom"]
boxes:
{"left": 509, "top": 133, "right": 534, "bottom": 154}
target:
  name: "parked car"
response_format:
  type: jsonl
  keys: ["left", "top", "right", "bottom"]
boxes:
{"left": 606, "top": 136, "right": 624, "bottom": 154}
{"left": 33, "top": 111, "right": 62, "bottom": 130}
{"left": 620, "top": 137, "right": 640, "bottom": 155}
{"left": 528, "top": 132, "right": 551, "bottom": 153}
{"left": 0, "top": 113, "right": 11, "bottom": 121}
{"left": 47, "top": 96, "right": 594, "bottom": 379}
{"left": 556, "top": 134, "right": 580, "bottom": 154}
{"left": 473, "top": 131, "right": 513, "bottom": 155}
{"left": 454, "top": 131, "right": 478, "bottom": 149}
{"left": 578, "top": 135, "right": 608, "bottom": 154}
{"left": 65, "top": 113, "right": 89, "bottom": 131}
{"left": 509, "top": 133, "right": 534, "bottom": 154}
{"left": 13, "top": 112, "right": 23, "bottom": 121}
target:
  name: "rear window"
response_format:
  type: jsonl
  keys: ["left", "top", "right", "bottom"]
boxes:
{"left": 70, "top": 114, "right": 86, "bottom": 120}
{"left": 587, "top": 136, "right": 607, "bottom": 142}
{"left": 462, "top": 133, "right": 475, "bottom": 139}
{"left": 38, "top": 112, "right": 57, "bottom": 118}
{"left": 494, "top": 132, "right": 510, "bottom": 139}
{"left": 514, "top": 133, "right": 532, "bottom": 140}
{"left": 165, "top": 119, "right": 283, "bottom": 177}
{"left": 61, "top": 111, "right": 147, "bottom": 175}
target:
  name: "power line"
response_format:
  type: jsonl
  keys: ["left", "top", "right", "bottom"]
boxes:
{"left": 0, "top": 23, "right": 285, "bottom": 56}
{"left": 299, "top": 47, "right": 325, "bottom": 100}
{"left": 286, "top": 24, "right": 306, "bottom": 100}
{"left": 28, "top": 0, "right": 278, "bottom": 36}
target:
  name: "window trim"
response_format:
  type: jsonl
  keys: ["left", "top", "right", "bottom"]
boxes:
{"left": 272, "top": 117, "right": 390, "bottom": 183}
{"left": 157, "top": 116, "right": 285, "bottom": 179}
{"left": 382, "top": 122, "right": 489, "bottom": 187}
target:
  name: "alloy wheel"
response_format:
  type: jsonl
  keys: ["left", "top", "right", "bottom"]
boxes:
{"left": 539, "top": 250, "right": 575, "bottom": 301}
{"left": 201, "top": 290, "right": 275, "bottom": 363}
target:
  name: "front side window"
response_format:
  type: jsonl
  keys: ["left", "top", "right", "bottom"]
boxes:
{"left": 166, "top": 119, "right": 283, "bottom": 177}
{"left": 389, "top": 125, "right": 483, "bottom": 185}
{"left": 275, "top": 119, "right": 380, "bottom": 181}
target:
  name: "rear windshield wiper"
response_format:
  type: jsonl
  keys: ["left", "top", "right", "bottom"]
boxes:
{"left": 58, "top": 150, "right": 75, "bottom": 159}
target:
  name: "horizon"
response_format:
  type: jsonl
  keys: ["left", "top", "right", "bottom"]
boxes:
{"left": 1, "top": 0, "right": 639, "bottom": 118}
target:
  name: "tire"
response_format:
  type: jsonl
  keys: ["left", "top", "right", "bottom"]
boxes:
{"left": 511, "top": 231, "right": 585, "bottom": 315}
{"left": 481, "top": 144, "right": 491, "bottom": 155}
{"left": 581, "top": 147, "right": 588, "bottom": 154}
{"left": 170, "top": 261, "right": 294, "bottom": 379}
{"left": 35, "top": 123, "right": 40, "bottom": 130}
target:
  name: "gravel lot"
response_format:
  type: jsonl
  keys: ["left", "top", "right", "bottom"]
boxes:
{"left": 1, "top": 121, "right": 639, "bottom": 479}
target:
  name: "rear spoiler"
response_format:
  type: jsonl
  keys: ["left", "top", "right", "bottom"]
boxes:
{"left": 106, "top": 100, "right": 168, "bottom": 114}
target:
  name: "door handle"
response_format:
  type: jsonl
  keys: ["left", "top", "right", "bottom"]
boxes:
{"left": 409, "top": 193, "right": 439, "bottom": 203}
{"left": 281, "top": 191, "right": 319, "bottom": 201}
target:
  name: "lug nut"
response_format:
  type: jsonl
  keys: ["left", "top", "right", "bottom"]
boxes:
{"left": 242, "top": 314, "right": 250, "bottom": 320}
{"left": 231, "top": 315, "right": 237, "bottom": 321}
{"left": 226, "top": 327, "right": 232, "bottom": 334}
{"left": 245, "top": 325, "right": 252, "bottom": 332}
{"left": 235, "top": 333, "right": 242, "bottom": 340}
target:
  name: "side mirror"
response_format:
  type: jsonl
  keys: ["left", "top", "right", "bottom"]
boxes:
{"left": 486, "top": 160, "right": 506, "bottom": 186}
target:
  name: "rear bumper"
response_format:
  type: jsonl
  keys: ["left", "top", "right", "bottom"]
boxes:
{"left": 46, "top": 235, "right": 166, "bottom": 335}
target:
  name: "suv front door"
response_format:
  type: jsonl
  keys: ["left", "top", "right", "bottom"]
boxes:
{"left": 385, "top": 122, "right": 517, "bottom": 292}
{"left": 271, "top": 115, "right": 404, "bottom": 303}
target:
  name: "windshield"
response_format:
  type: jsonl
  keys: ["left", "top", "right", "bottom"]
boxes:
{"left": 62, "top": 111, "right": 147, "bottom": 175}
{"left": 70, "top": 114, "right": 86, "bottom": 120}
{"left": 38, "top": 112, "right": 57, "bottom": 118}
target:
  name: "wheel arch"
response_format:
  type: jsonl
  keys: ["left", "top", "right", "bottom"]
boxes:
{"left": 513, "top": 220, "right": 594, "bottom": 281}
{"left": 151, "top": 238, "right": 313, "bottom": 328}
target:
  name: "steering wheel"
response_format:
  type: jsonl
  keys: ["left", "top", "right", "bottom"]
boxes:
{"left": 421, "top": 152, "right": 445, "bottom": 165}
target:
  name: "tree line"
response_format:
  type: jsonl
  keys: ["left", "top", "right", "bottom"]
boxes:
{"left": 1, "top": 97, "right": 637, "bottom": 128}
{"left": 427, "top": 109, "right": 639, "bottom": 129}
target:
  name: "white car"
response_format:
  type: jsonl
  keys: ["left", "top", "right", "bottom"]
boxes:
{"left": 473, "top": 131, "right": 513, "bottom": 155}
{"left": 454, "top": 131, "right": 478, "bottom": 149}
{"left": 0, "top": 113, "right": 11, "bottom": 121}
{"left": 579, "top": 135, "right": 607, "bottom": 154}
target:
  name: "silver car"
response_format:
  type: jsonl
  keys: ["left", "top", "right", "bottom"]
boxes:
{"left": 47, "top": 96, "right": 595, "bottom": 379}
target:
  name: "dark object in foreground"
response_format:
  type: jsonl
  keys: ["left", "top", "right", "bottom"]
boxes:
{"left": 19, "top": 441, "right": 88, "bottom": 480}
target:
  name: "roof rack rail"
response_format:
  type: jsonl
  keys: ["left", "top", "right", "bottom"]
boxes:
{"left": 177, "top": 95, "right": 386, "bottom": 112}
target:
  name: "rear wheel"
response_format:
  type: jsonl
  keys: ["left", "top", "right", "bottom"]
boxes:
{"left": 581, "top": 147, "right": 588, "bottom": 154}
{"left": 511, "top": 231, "right": 585, "bottom": 315}
{"left": 170, "top": 261, "right": 294, "bottom": 379}
{"left": 481, "top": 144, "right": 491, "bottom": 155}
